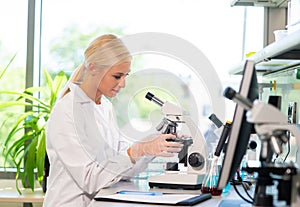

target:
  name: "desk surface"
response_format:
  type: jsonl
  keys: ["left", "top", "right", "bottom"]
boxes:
{"left": 0, "top": 178, "right": 253, "bottom": 206}
{"left": 90, "top": 179, "right": 253, "bottom": 207}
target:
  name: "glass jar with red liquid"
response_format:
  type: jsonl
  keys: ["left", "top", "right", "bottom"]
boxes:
{"left": 201, "top": 157, "right": 223, "bottom": 196}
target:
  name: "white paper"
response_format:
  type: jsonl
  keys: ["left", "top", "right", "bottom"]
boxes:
{"left": 97, "top": 193, "right": 198, "bottom": 204}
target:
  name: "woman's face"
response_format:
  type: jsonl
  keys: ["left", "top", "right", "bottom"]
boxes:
{"left": 97, "top": 61, "right": 131, "bottom": 98}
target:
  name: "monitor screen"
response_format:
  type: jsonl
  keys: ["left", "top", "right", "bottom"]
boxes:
{"left": 218, "top": 60, "right": 259, "bottom": 189}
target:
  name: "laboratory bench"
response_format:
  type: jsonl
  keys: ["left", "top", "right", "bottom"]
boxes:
{"left": 0, "top": 178, "right": 252, "bottom": 207}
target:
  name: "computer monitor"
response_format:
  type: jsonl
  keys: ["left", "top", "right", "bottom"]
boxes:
{"left": 218, "top": 60, "right": 259, "bottom": 189}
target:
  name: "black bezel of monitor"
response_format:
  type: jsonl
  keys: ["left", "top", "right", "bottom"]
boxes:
{"left": 218, "top": 60, "right": 259, "bottom": 189}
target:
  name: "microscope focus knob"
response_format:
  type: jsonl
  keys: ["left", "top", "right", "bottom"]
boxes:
{"left": 188, "top": 152, "right": 205, "bottom": 168}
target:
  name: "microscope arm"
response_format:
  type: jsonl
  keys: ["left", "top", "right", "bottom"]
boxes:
{"left": 246, "top": 101, "right": 300, "bottom": 155}
{"left": 255, "top": 123, "right": 300, "bottom": 156}
{"left": 183, "top": 116, "right": 208, "bottom": 174}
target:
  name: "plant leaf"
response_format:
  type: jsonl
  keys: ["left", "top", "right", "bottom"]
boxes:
{"left": 3, "top": 112, "right": 33, "bottom": 147}
{"left": 43, "top": 69, "right": 54, "bottom": 102}
{"left": 0, "top": 90, "right": 48, "bottom": 109}
{"left": 0, "top": 53, "right": 17, "bottom": 80}
{"left": 15, "top": 159, "right": 23, "bottom": 195}
{"left": 4, "top": 134, "right": 30, "bottom": 165}
{"left": 36, "top": 131, "right": 46, "bottom": 183}
{"left": 24, "top": 137, "right": 38, "bottom": 191}
{"left": 0, "top": 101, "right": 41, "bottom": 109}
{"left": 50, "top": 70, "right": 67, "bottom": 107}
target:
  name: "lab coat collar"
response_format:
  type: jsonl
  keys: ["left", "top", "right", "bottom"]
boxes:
{"left": 69, "top": 83, "right": 94, "bottom": 105}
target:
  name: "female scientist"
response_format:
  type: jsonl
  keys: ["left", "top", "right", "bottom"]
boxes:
{"left": 43, "top": 34, "right": 183, "bottom": 207}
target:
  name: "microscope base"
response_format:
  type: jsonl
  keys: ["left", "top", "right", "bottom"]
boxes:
{"left": 148, "top": 173, "right": 205, "bottom": 190}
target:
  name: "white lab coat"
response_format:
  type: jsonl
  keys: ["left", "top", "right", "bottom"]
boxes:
{"left": 43, "top": 83, "right": 153, "bottom": 207}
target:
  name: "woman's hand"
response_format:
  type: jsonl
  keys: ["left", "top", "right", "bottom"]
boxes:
{"left": 128, "top": 134, "right": 183, "bottom": 162}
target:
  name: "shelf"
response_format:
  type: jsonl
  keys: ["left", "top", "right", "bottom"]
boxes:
{"left": 231, "top": 0, "right": 288, "bottom": 7}
{"left": 229, "top": 29, "right": 300, "bottom": 75}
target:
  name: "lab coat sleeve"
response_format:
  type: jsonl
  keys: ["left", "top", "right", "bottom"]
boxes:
{"left": 121, "top": 155, "right": 155, "bottom": 179}
{"left": 116, "top": 135, "right": 155, "bottom": 179}
{"left": 46, "top": 102, "right": 134, "bottom": 195}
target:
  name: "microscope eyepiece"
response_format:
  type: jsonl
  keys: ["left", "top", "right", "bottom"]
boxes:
{"left": 145, "top": 92, "right": 164, "bottom": 106}
{"left": 223, "top": 87, "right": 236, "bottom": 100}
{"left": 145, "top": 92, "right": 154, "bottom": 101}
{"left": 223, "top": 87, "right": 253, "bottom": 110}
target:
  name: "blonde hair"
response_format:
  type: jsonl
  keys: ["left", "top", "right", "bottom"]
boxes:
{"left": 61, "top": 34, "right": 131, "bottom": 98}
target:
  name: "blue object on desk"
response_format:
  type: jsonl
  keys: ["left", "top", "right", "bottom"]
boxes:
{"left": 117, "top": 190, "right": 163, "bottom": 196}
{"left": 219, "top": 199, "right": 250, "bottom": 207}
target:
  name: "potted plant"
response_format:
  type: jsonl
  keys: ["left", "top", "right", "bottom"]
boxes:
{"left": 0, "top": 68, "right": 68, "bottom": 194}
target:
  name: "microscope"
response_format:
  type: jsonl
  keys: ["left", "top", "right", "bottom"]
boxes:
{"left": 145, "top": 92, "right": 208, "bottom": 190}
{"left": 225, "top": 87, "right": 300, "bottom": 207}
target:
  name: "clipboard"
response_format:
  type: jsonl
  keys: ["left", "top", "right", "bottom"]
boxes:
{"left": 94, "top": 192, "right": 212, "bottom": 206}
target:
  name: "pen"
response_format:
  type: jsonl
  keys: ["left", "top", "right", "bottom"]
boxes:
{"left": 117, "top": 190, "right": 163, "bottom": 196}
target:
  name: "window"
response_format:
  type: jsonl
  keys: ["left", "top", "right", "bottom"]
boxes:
{"left": 41, "top": 0, "right": 263, "bottom": 128}
{"left": 0, "top": 0, "right": 264, "bottom": 168}
{"left": 0, "top": 0, "right": 28, "bottom": 167}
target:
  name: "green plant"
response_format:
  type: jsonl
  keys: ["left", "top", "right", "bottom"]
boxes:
{"left": 0, "top": 69, "right": 68, "bottom": 193}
